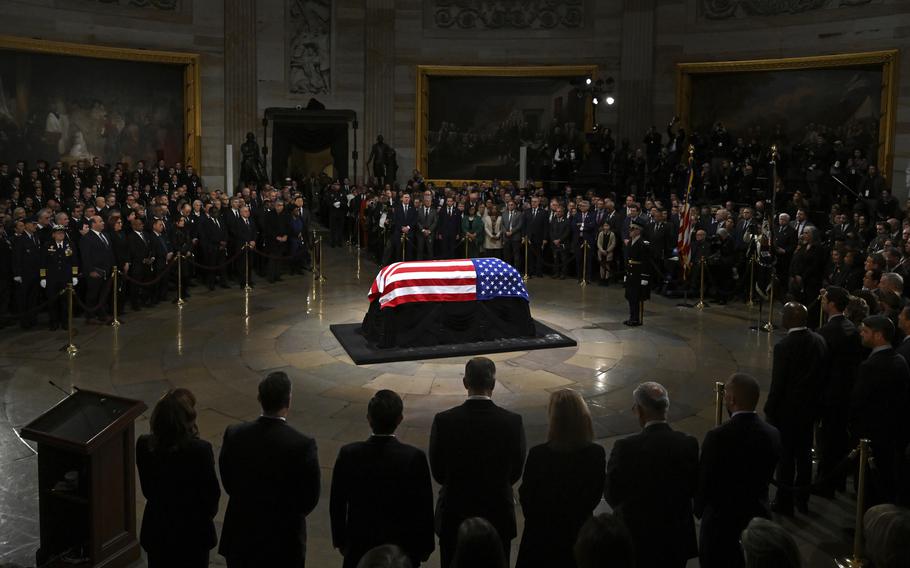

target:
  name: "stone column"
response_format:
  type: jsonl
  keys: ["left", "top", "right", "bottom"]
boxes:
{"left": 363, "top": 0, "right": 396, "bottom": 182}
{"left": 617, "top": 0, "right": 656, "bottom": 145}
{"left": 224, "top": 0, "right": 258, "bottom": 192}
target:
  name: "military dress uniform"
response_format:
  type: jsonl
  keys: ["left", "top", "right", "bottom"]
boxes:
{"left": 624, "top": 229, "right": 651, "bottom": 326}
{"left": 40, "top": 233, "right": 78, "bottom": 330}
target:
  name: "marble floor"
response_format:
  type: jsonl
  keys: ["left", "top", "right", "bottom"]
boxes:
{"left": 0, "top": 246, "right": 855, "bottom": 567}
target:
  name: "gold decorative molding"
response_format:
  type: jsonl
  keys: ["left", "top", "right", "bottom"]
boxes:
{"left": 415, "top": 64, "right": 598, "bottom": 183}
{"left": 675, "top": 50, "right": 899, "bottom": 177}
{"left": 0, "top": 35, "right": 202, "bottom": 171}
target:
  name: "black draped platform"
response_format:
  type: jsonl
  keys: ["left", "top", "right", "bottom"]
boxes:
{"left": 330, "top": 298, "right": 576, "bottom": 365}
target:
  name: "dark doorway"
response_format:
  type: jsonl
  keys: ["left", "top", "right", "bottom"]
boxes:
{"left": 264, "top": 107, "right": 356, "bottom": 183}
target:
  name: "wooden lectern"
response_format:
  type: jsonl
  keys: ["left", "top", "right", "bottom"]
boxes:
{"left": 20, "top": 389, "right": 147, "bottom": 568}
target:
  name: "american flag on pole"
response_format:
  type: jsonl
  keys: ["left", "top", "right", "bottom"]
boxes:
{"left": 369, "top": 258, "right": 530, "bottom": 309}
{"left": 677, "top": 156, "right": 696, "bottom": 278}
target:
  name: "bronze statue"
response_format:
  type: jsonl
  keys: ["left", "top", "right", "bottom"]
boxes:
{"left": 240, "top": 132, "right": 268, "bottom": 184}
{"left": 366, "top": 134, "right": 396, "bottom": 186}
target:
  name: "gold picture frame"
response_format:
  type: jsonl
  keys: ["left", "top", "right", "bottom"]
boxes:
{"left": 676, "top": 50, "right": 899, "bottom": 178}
{"left": 415, "top": 64, "right": 598, "bottom": 185}
{"left": 0, "top": 34, "right": 202, "bottom": 171}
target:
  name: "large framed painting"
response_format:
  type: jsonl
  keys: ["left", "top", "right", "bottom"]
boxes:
{"left": 676, "top": 50, "right": 898, "bottom": 178}
{"left": 0, "top": 35, "right": 201, "bottom": 170}
{"left": 416, "top": 65, "right": 597, "bottom": 183}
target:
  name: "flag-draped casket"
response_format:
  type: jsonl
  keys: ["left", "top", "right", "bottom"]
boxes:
{"left": 362, "top": 258, "right": 535, "bottom": 348}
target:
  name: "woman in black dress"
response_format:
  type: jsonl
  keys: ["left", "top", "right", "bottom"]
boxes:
{"left": 136, "top": 389, "right": 220, "bottom": 568}
{"left": 516, "top": 389, "right": 606, "bottom": 568}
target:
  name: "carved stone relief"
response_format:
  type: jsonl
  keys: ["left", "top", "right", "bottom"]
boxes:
{"left": 287, "top": 0, "right": 331, "bottom": 95}
{"left": 702, "top": 0, "right": 872, "bottom": 19}
{"left": 429, "top": 0, "right": 585, "bottom": 30}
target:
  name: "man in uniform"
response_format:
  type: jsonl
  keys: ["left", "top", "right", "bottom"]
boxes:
{"left": 624, "top": 221, "right": 650, "bottom": 326}
{"left": 40, "top": 225, "right": 78, "bottom": 330}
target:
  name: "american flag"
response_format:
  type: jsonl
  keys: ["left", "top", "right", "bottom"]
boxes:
{"left": 677, "top": 156, "right": 696, "bottom": 278}
{"left": 369, "top": 258, "right": 530, "bottom": 309}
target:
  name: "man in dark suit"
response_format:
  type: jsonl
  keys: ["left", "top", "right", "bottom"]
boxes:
{"left": 696, "top": 373, "right": 781, "bottom": 568}
{"left": 330, "top": 390, "right": 434, "bottom": 568}
{"left": 219, "top": 372, "right": 321, "bottom": 568}
{"left": 523, "top": 196, "right": 548, "bottom": 277}
{"left": 572, "top": 200, "right": 597, "bottom": 284}
{"left": 429, "top": 357, "right": 526, "bottom": 568}
{"left": 605, "top": 382, "right": 698, "bottom": 568}
{"left": 11, "top": 215, "right": 42, "bottom": 329}
{"left": 815, "top": 287, "right": 864, "bottom": 497}
{"left": 415, "top": 195, "right": 437, "bottom": 261}
{"left": 436, "top": 196, "right": 461, "bottom": 260}
{"left": 501, "top": 200, "right": 524, "bottom": 271}
{"left": 851, "top": 315, "right": 910, "bottom": 506}
{"left": 236, "top": 205, "right": 258, "bottom": 288}
{"left": 548, "top": 206, "right": 570, "bottom": 279}
{"left": 199, "top": 212, "right": 231, "bottom": 290}
{"left": 392, "top": 193, "right": 419, "bottom": 262}
{"left": 127, "top": 217, "right": 154, "bottom": 310}
{"left": 79, "top": 215, "right": 116, "bottom": 324}
{"left": 765, "top": 301, "right": 828, "bottom": 515}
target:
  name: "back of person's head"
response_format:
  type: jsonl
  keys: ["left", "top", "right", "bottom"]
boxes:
{"left": 574, "top": 513, "right": 635, "bottom": 568}
{"left": 258, "top": 371, "right": 292, "bottom": 415}
{"left": 741, "top": 518, "right": 801, "bottom": 568}
{"left": 452, "top": 517, "right": 506, "bottom": 568}
{"left": 463, "top": 357, "right": 496, "bottom": 393}
{"left": 149, "top": 388, "right": 198, "bottom": 452}
{"left": 846, "top": 295, "right": 871, "bottom": 326}
{"left": 633, "top": 381, "right": 670, "bottom": 421}
{"left": 355, "top": 544, "right": 413, "bottom": 568}
{"left": 726, "top": 373, "right": 761, "bottom": 412}
{"left": 547, "top": 389, "right": 593, "bottom": 451}
{"left": 864, "top": 504, "right": 910, "bottom": 568}
{"left": 368, "top": 389, "right": 404, "bottom": 435}
{"left": 863, "top": 314, "right": 895, "bottom": 343}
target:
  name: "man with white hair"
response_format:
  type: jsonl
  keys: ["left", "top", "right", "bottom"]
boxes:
{"left": 604, "top": 382, "right": 699, "bottom": 568}
{"left": 879, "top": 272, "right": 905, "bottom": 305}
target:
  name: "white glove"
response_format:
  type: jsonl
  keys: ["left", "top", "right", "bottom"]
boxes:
{"left": 72, "top": 277, "right": 79, "bottom": 286}
{"left": 333, "top": 202, "right": 341, "bottom": 209}
{"left": 40, "top": 279, "right": 46, "bottom": 288}
{"left": 13, "top": 276, "right": 22, "bottom": 284}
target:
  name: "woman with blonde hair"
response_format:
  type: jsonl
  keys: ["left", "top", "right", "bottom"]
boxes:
{"left": 516, "top": 389, "right": 606, "bottom": 568}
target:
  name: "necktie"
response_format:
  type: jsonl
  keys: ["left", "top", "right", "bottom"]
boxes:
{"left": 425, "top": 207, "right": 428, "bottom": 217}
{"left": 58, "top": 243, "right": 62, "bottom": 251}
{"left": 448, "top": 207, "right": 452, "bottom": 216}
{"left": 101, "top": 234, "right": 109, "bottom": 247}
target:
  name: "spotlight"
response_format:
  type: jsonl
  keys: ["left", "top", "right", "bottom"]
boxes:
{"left": 592, "top": 97, "right": 599, "bottom": 105}
{"left": 606, "top": 96, "right": 615, "bottom": 105}
{"left": 585, "top": 77, "right": 592, "bottom": 85}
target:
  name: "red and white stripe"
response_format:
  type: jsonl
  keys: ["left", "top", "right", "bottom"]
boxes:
{"left": 369, "top": 259, "right": 477, "bottom": 308}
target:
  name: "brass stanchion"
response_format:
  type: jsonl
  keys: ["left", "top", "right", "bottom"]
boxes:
{"left": 401, "top": 233, "right": 407, "bottom": 262}
{"left": 714, "top": 381, "right": 725, "bottom": 426}
{"left": 177, "top": 253, "right": 186, "bottom": 305}
{"left": 111, "top": 266, "right": 121, "bottom": 327}
{"left": 836, "top": 439, "right": 870, "bottom": 568}
{"left": 761, "top": 278, "right": 776, "bottom": 332}
{"left": 580, "top": 241, "right": 589, "bottom": 287}
{"left": 464, "top": 235, "right": 469, "bottom": 258}
{"left": 746, "top": 256, "right": 755, "bottom": 308}
{"left": 243, "top": 245, "right": 252, "bottom": 293}
{"left": 522, "top": 238, "right": 529, "bottom": 282}
{"left": 316, "top": 236, "right": 326, "bottom": 282}
{"left": 695, "top": 256, "right": 706, "bottom": 309}
{"left": 64, "top": 284, "right": 77, "bottom": 356}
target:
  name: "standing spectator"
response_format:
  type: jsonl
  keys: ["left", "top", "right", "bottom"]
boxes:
{"left": 573, "top": 513, "right": 635, "bottom": 568}
{"left": 80, "top": 215, "right": 115, "bottom": 324}
{"left": 136, "top": 389, "right": 220, "bottom": 568}
{"left": 696, "top": 373, "right": 781, "bottom": 568}
{"left": 11, "top": 215, "right": 42, "bottom": 328}
{"left": 218, "top": 371, "right": 321, "bottom": 568}
{"left": 429, "top": 357, "right": 526, "bottom": 568}
{"left": 815, "top": 287, "right": 863, "bottom": 497}
{"left": 604, "top": 382, "right": 698, "bottom": 568}
{"left": 516, "top": 389, "right": 605, "bottom": 568}
{"left": 330, "top": 390, "right": 434, "bottom": 568}
{"left": 39, "top": 225, "right": 78, "bottom": 330}
{"left": 523, "top": 196, "right": 548, "bottom": 277}
{"left": 415, "top": 194, "right": 437, "bottom": 260}
{"left": 199, "top": 210, "right": 230, "bottom": 290}
{"left": 483, "top": 204, "right": 502, "bottom": 259}
{"left": 765, "top": 302, "right": 828, "bottom": 515}
{"left": 501, "top": 200, "right": 524, "bottom": 270}
{"left": 437, "top": 196, "right": 461, "bottom": 260}
{"left": 461, "top": 204, "right": 483, "bottom": 258}
{"left": 851, "top": 315, "right": 910, "bottom": 506}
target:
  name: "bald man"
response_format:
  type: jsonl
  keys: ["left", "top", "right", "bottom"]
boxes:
{"left": 696, "top": 373, "right": 781, "bottom": 568}
{"left": 765, "top": 302, "right": 828, "bottom": 516}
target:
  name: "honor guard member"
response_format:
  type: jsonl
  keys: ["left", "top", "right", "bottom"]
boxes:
{"left": 12, "top": 215, "right": 43, "bottom": 329}
{"left": 624, "top": 220, "right": 650, "bottom": 326}
{"left": 40, "top": 225, "right": 78, "bottom": 330}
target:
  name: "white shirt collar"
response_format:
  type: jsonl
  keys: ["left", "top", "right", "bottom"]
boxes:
{"left": 644, "top": 419, "right": 667, "bottom": 429}
{"left": 787, "top": 326, "right": 808, "bottom": 334}
{"left": 871, "top": 344, "right": 892, "bottom": 355}
{"left": 731, "top": 410, "right": 757, "bottom": 418}
{"left": 467, "top": 395, "right": 491, "bottom": 401}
